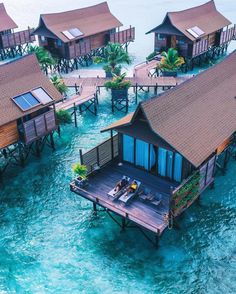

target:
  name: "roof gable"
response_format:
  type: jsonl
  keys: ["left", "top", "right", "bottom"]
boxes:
{"left": 0, "top": 3, "right": 18, "bottom": 32}
{"left": 147, "top": 1, "right": 232, "bottom": 41}
{"left": 34, "top": 2, "right": 122, "bottom": 43}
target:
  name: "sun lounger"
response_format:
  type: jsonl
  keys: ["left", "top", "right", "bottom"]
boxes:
{"left": 107, "top": 176, "right": 130, "bottom": 198}
{"left": 119, "top": 180, "right": 141, "bottom": 204}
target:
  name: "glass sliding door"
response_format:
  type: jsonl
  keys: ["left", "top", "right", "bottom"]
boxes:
{"left": 123, "top": 135, "right": 134, "bottom": 163}
{"left": 135, "top": 139, "right": 149, "bottom": 170}
{"left": 166, "top": 150, "right": 173, "bottom": 178}
{"left": 158, "top": 147, "right": 167, "bottom": 177}
{"left": 174, "top": 153, "right": 183, "bottom": 182}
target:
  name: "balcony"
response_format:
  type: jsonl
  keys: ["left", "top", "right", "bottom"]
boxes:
{"left": 110, "top": 27, "right": 135, "bottom": 44}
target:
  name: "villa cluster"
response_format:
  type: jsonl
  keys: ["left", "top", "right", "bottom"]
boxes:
{"left": 0, "top": 0, "right": 235, "bottom": 244}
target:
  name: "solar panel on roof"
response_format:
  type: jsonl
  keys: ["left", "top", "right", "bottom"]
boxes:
{"left": 192, "top": 26, "right": 205, "bottom": 36}
{"left": 31, "top": 87, "right": 52, "bottom": 105}
{"left": 62, "top": 30, "right": 74, "bottom": 40}
{"left": 187, "top": 26, "right": 205, "bottom": 39}
{"left": 69, "top": 28, "right": 84, "bottom": 38}
{"left": 13, "top": 93, "right": 40, "bottom": 111}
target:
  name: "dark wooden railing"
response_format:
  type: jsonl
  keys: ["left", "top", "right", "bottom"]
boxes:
{"left": 192, "top": 39, "right": 209, "bottom": 57}
{"left": 220, "top": 25, "right": 236, "bottom": 45}
{"left": 68, "top": 39, "right": 91, "bottom": 59}
{"left": 1, "top": 28, "right": 35, "bottom": 49}
{"left": 80, "top": 134, "right": 119, "bottom": 174}
{"left": 22, "top": 110, "right": 57, "bottom": 145}
{"left": 110, "top": 27, "right": 135, "bottom": 44}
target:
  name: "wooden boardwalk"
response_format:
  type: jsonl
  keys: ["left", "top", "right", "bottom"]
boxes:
{"left": 71, "top": 161, "right": 177, "bottom": 236}
{"left": 57, "top": 60, "right": 189, "bottom": 112}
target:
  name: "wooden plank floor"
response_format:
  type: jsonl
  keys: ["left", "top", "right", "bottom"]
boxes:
{"left": 71, "top": 161, "right": 177, "bottom": 235}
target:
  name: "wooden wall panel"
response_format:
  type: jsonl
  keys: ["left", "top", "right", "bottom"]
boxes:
{"left": 90, "top": 32, "right": 107, "bottom": 50}
{"left": 0, "top": 121, "right": 19, "bottom": 149}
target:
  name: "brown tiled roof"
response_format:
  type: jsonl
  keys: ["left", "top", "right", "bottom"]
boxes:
{"left": 103, "top": 51, "right": 236, "bottom": 168}
{"left": 0, "top": 3, "right": 18, "bottom": 32}
{"left": 102, "top": 113, "right": 133, "bottom": 132}
{"left": 147, "top": 1, "right": 231, "bottom": 41}
{"left": 36, "top": 2, "right": 122, "bottom": 43}
{"left": 0, "top": 54, "right": 62, "bottom": 126}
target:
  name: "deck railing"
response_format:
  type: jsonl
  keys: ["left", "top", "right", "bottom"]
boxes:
{"left": 1, "top": 28, "right": 35, "bottom": 49}
{"left": 110, "top": 27, "right": 135, "bottom": 44}
{"left": 22, "top": 109, "right": 57, "bottom": 145}
{"left": 80, "top": 134, "right": 119, "bottom": 174}
{"left": 220, "top": 25, "right": 236, "bottom": 45}
{"left": 192, "top": 39, "right": 209, "bottom": 57}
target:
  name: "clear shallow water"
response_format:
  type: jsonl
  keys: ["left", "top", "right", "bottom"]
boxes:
{"left": 1, "top": 0, "right": 236, "bottom": 293}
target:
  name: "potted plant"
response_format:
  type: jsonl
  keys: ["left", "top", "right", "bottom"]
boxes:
{"left": 93, "top": 42, "right": 131, "bottom": 77}
{"left": 72, "top": 163, "right": 88, "bottom": 188}
{"left": 159, "top": 48, "right": 185, "bottom": 77}
{"left": 104, "top": 73, "right": 131, "bottom": 100}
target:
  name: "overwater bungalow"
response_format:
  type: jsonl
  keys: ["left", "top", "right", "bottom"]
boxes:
{"left": 146, "top": 0, "right": 236, "bottom": 70}
{"left": 0, "top": 3, "right": 35, "bottom": 60}
{"left": 33, "top": 2, "right": 135, "bottom": 72}
{"left": 0, "top": 54, "right": 62, "bottom": 175}
{"left": 70, "top": 50, "right": 236, "bottom": 245}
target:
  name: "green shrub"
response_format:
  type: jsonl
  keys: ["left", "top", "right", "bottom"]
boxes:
{"left": 56, "top": 110, "right": 72, "bottom": 124}
{"left": 104, "top": 73, "right": 131, "bottom": 90}
{"left": 72, "top": 163, "right": 87, "bottom": 179}
{"left": 146, "top": 51, "right": 157, "bottom": 61}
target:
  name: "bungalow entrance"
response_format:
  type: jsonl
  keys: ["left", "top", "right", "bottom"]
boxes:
{"left": 122, "top": 134, "right": 183, "bottom": 183}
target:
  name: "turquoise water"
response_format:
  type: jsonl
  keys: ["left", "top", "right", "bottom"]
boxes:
{"left": 1, "top": 0, "right": 236, "bottom": 293}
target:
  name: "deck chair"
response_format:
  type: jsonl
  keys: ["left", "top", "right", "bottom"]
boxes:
{"left": 107, "top": 176, "right": 130, "bottom": 199}
{"left": 119, "top": 180, "right": 141, "bottom": 204}
{"left": 150, "top": 192, "right": 163, "bottom": 207}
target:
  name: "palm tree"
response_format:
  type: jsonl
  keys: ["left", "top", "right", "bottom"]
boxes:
{"left": 94, "top": 42, "right": 131, "bottom": 76}
{"left": 50, "top": 75, "right": 68, "bottom": 95}
{"left": 159, "top": 48, "right": 185, "bottom": 72}
{"left": 28, "top": 45, "right": 55, "bottom": 72}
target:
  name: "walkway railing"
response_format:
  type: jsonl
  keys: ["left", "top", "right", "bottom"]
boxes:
{"left": 110, "top": 27, "right": 135, "bottom": 44}
{"left": 220, "top": 25, "right": 236, "bottom": 45}
{"left": 80, "top": 134, "right": 119, "bottom": 174}
{"left": 1, "top": 28, "right": 35, "bottom": 49}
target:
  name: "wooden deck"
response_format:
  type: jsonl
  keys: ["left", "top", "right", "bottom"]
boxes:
{"left": 70, "top": 161, "right": 176, "bottom": 235}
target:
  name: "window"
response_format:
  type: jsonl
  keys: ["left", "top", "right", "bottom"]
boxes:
{"left": 123, "top": 135, "right": 134, "bottom": 163}
{"left": 31, "top": 88, "right": 52, "bottom": 105}
{"left": 13, "top": 93, "right": 40, "bottom": 111}
{"left": 41, "top": 36, "right": 46, "bottom": 42}
{"left": 173, "top": 153, "right": 183, "bottom": 182}
{"left": 158, "top": 34, "right": 166, "bottom": 41}
{"left": 57, "top": 39, "right": 62, "bottom": 46}
{"left": 136, "top": 139, "right": 149, "bottom": 170}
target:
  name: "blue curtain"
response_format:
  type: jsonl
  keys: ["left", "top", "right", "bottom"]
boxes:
{"left": 174, "top": 153, "right": 183, "bottom": 182}
{"left": 158, "top": 147, "right": 167, "bottom": 176}
{"left": 136, "top": 139, "right": 149, "bottom": 170}
{"left": 123, "top": 135, "right": 134, "bottom": 163}
{"left": 167, "top": 150, "right": 173, "bottom": 178}
{"left": 150, "top": 144, "right": 156, "bottom": 170}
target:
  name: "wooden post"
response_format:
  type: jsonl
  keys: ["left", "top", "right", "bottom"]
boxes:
{"left": 79, "top": 149, "right": 83, "bottom": 165}
{"left": 111, "top": 130, "right": 114, "bottom": 159}
{"left": 50, "top": 133, "right": 55, "bottom": 150}
{"left": 18, "top": 142, "right": 25, "bottom": 167}
{"left": 93, "top": 202, "right": 97, "bottom": 216}
{"left": 96, "top": 146, "right": 100, "bottom": 166}
{"left": 135, "top": 83, "right": 138, "bottom": 104}
{"left": 73, "top": 103, "right": 78, "bottom": 127}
